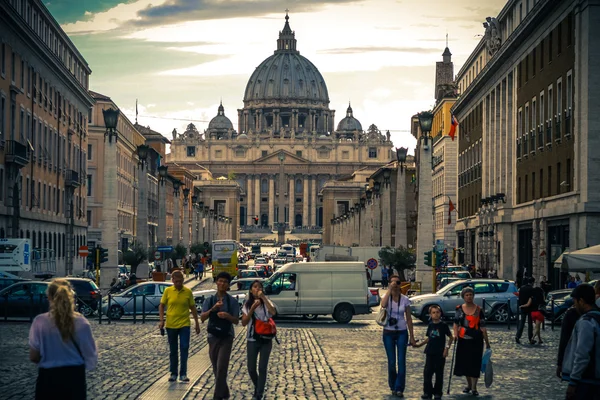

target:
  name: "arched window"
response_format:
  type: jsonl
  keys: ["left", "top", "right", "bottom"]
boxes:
{"left": 62, "top": 233, "right": 65, "bottom": 257}
{"left": 43, "top": 232, "right": 47, "bottom": 248}
{"left": 54, "top": 233, "right": 57, "bottom": 254}
{"left": 295, "top": 178, "right": 303, "bottom": 194}
{"left": 261, "top": 178, "right": 268, "bottom": 194}
{"left": 26, "top": 230, "right": 30, "bottom": 239}
{"left": 38, "top": 232, "right": 42, "bottom": 248}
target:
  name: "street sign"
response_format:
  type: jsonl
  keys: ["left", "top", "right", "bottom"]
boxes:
{"left": 78, "top": 245, "right": 89, "bottom": 257}
{"left": 366, "top": 258, "right": 378, "bottom": 270}
{"left": 154, "top": 251, "right": 161, "bottom": 261}
{"left": 157, "top": 246, "right": 173, "bottom": 252}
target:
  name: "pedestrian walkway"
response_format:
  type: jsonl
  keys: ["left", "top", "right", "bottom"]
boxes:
{"left": 183, "top": 270, "right": 213, "bottom": 290}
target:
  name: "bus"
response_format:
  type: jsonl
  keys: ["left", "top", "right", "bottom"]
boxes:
{"left": 251, "top": 243, "right": 261, "bottom": 256}
{"left": 212, "top": 240, "right": 239, "bottom": 278}
{"left": 280, "top": 244, "right": 296, "bottom": 257}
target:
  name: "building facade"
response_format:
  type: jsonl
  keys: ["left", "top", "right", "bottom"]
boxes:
{"left": 0, "top": 0, "right": 93, "bottom": 276}
{"left": 168, "top": 14, "right": 393, "bottom": 234}
{"left": 454, "top": 0, "right": 596, "bottom": 287}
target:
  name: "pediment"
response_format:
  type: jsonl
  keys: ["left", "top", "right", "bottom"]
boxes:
{"left": 252, "top": 149, "right": 309, "bottom": 165}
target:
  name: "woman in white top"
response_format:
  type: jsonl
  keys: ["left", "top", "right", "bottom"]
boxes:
{"left": 241, "top": 280, "right": 277, "bottom": 400}
{"left": 380, "top": 274, "right": 417, "bottom": 398}
{"left": 29, "top": 279, "right": 98, "bottom": 399}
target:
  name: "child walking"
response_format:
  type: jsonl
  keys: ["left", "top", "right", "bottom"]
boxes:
{"left": 415, "top": 305, "right": 453, "bottom": 399}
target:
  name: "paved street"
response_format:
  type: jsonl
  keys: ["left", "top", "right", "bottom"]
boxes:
{"left": 0, "top": 283, "right": 568, "bottom": 400}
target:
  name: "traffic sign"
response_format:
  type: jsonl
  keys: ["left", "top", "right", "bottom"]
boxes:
{"left": 78, "top": 245, "right": 89, "bottom": 257}
{"left": 154, "top": 251, "right": 162, "bottom": 261}
{"left": 366, "top": 258, "right": 378, "bottom": 270}
{"left": 157, "top": 246, "right": 173, "bottom": 252}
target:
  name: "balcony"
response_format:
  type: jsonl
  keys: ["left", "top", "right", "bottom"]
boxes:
{"left": 555, "top": 115, "right": 562, "bottom": 143}
{"left": 5, "top": 140, "right": 30, "bottom": 168}
{"left": 546, "top": 121, "right": 552, "bottom": 145}
{"left": 65, "top": 169, "right": 80, "bottom": 188}
{"left": 565, "top": 109, "right": 572, "bottom": 139}
{"left": 538, "top": 126, "right": 544, "bottom": 151}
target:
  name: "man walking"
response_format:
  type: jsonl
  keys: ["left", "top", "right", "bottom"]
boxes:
{"left": 561, "top": 284, "right": 600, "bottom": 400}
{"left": 516, "top": 277, "right": 535, "bottom": 344}
{"left": 159, "top": 270, "right": 200, "bottom": 382}
{"left": 201, "top": 272, "right": 239, "bottom": 400}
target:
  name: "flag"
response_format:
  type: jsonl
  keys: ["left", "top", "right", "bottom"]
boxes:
{"left": 448, "top": 114, "right": 458, "bottom": 141}
{"left": 448, "top": 197, "right": 456, "bottom": 225}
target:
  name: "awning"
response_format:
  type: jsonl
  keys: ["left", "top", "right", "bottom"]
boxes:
{"left": 554, "top": 244, "right": 600, "bottom": 272}
{"left": 553, "top": 251, "right": 570, "bottom": 269}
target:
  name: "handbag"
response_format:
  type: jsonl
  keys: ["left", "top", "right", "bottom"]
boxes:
{"left": 253, "top": 304, "right": 277, "bottom": 340}
{"left": 484, "top": 359, "right": 494, "bottom": 388}
{"left": 207, "top": 295, "right": 234, "bottom": 337}
{"left": 376, "top": 306, "right": 388, "bottom": 327}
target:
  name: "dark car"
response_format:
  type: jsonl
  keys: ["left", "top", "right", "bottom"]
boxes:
{"left": 0, "top": 281, "right": 50, "bottom": 319}
{"left": 0, "top": 276, "right": 30, "bottom": 291}
{"left": 545, "top": 289, "right": 574, "bottom": 323}
{"left": 63, "top": 278, "right": 101, "bottom": 317}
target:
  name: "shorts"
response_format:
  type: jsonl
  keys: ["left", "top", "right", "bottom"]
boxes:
{"left": 531, "top": 311, "right": 544, "bottom": 323}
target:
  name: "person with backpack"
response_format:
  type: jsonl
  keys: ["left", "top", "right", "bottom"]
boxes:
{"left": 241, "top": 280, "right": 277, "bottom": 400}
{"left": 561, "top": 284, "right": 600, "bottom": 400}
{"left": 200, "top": 272, "right": 239, "bottom": 400}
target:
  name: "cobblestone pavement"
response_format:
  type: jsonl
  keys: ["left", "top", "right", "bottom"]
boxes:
{"left": 0, "top": 304, "right": 568, "bottom": 399}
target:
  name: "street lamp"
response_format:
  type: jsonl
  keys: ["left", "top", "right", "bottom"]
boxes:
{"left": 366, "top": 188, "right": 373, "bottom": 203}
{"left": 183, "top": 187, "right": 190, "bottom": 199}
{"left": 102, "top": 107, "right": 120, "bottom": 143}
{"left": 383, "top": 168, "right": 392, "bottom": 185}
{"left": 417, "top": 111, "right": 434, "bottom": 148}
{"left": 136, "top": 144, "right": 149, "bottom": 167}
{"left": 191, "top": 194, "right": 198, "bottom": 204}
{"left": 373, "top": 181, "right": 381, "bottom": 196}
{"left": 396, "top": 147, "right": 408, "bottom": 172}
{"left": 172, "top": 179, "right": 181, "bottom": 195}
{"left": 360, "top": 197, "right": 366, "bottom": 209}
{"left": 158, "top": 165, "right": 168, "bottom": 183}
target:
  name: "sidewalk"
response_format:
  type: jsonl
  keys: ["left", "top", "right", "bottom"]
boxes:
{"left": 183, "top": 270, "right": 213, "bottom": 290}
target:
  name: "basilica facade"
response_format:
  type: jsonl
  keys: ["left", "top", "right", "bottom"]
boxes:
{"left": 168, "top": 14, "right": 393, "bottom": 229}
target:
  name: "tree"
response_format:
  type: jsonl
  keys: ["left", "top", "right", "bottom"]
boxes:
{"left": 227, "top": 171, "right": 237, "bottom": 180}
{"left": 190, "top": 242, "right": 208, "bottom": 258}
{"left": 172, "top": 243, "right": 187, "bottom": 260}
{"left": 378, "top": 246, "right": 416, "bottom": 281}
{"left": 123, "top": 243, "right": 148, "bottom": 275}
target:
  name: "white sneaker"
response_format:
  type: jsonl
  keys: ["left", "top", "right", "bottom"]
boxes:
{"left": 179, "top": 375, "right": 190, "bottom": 382}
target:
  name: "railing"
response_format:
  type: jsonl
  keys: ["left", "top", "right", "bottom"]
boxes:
{"left": 530, "top": 129, "right": 536, "bottom": 153}
{"left": 555, "top": 115, "right": 562, "bottom": 142}
{"left": 5, "top": 140, "right": 30, "bottom": 167}
{"left": 65, "top": 169, "right": 80, "bottom": 187}
{"left": 565, "top": 110, "right": 572, "bottom": 138}
{"left": 546, "top": 121, "right": 552, "bottom": 145}
{"left": 538, "top": 126, "right": 544, "bottom": 149}
{"left": 481, "top": 297, "right": 513, "bottom": 330}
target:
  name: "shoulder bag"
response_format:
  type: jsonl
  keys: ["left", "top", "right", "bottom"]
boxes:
{"left": 207, "top": 295, "right": 234, "bottom": 337}
{"left": 253, "top": 304, "right": 277, "bottom": 340}
{"left": 376, "top": 298, "right": 389, "bottom": 327}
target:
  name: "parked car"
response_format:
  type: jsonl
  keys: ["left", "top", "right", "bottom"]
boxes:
{"left": 545, "top": 289, "right": 574, "bottom": 323}
{"left": 102, "top": 282, "right": 173, "bottom": 320}
{"left": 238, "top": 269, "right": 260, "bottom": 279}
{"left": 0, "top": 276, "right": 30, "bottom": 291}
{"left": 192, "top": 278, "right": 264, "bottom": 315}
{"left": 254, "top": 257, "right": 267, "bottom": 265}
{"left": 410, "top": 279, "right": 519, "bottom": 323}
{"left": 436, "top": 271, "right": 472, "bottom": 283}
{"left": 62, "top": 278, "right": 101, "bottom": 317}
{"left": 250, "top": 266, "right": 269, "bottom": 278}
{"left": 368, "top": 287, "right": 381, "bottom": 307}
{"left": 0, "top": 281, "right": 51, "bottom": 318}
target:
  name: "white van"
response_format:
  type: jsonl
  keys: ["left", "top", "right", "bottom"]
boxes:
{"left": 263, "top": 261, "right": 369, "bottom": 323}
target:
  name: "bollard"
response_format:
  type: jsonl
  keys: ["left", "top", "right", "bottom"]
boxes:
{"left": 551, "top": 298, "right": 555, "bottom": 331}
{"left": 507, "top": 299, "right": 511, "bottom": 330}
{"left": 142, "top": 294, "right": 146, "bottom": 324}
{"left": 98, "top": 294, "right": 102, "bottom": 325}
{"left": 107, "top": 294, "right": 112, "bottom": 325}
{"left": 29, "top": 293, "right": 34, "bottom": 322}
{"left": 133, "top": 294, "right": 137, "bottom": 324}
{"left": 3, "top": 294, "right": 8, "bottom": 321}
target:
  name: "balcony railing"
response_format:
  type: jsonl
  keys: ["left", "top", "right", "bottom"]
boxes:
{"left": 538, "top": 126, "right": 544, "bottom": 150}
{"left": 530, "top": 130, "right": 536, "bottom": 153}
{"left": 546, "top": 120, "right": 552, "bottom": 145}
{"left": 565, "top": 111, "right": 572, "bottom": 138}
{"left": 5, "top": 140, "right": 30, "bottom": 168}
{"left": 65, "top": 169, "right": 80, "bottom": 188}
{"left": 555, "top": 115, "right": 562, "bottom": 143}
{"left": 516, "top": 139, "right": 522, "bottom": 160}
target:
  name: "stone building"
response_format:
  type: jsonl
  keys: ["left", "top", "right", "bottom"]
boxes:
{"left": 0, "top": 0, "right": 93, "bottom": 276}
{"left": 168, "top": 14, "right": 393, "bottom": 235}
{"left": 453, "top": 0, "right": 597, "bottom": 286}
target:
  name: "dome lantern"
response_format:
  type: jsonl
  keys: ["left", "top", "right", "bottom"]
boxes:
{"left": 276, "top": 10, "right": 298, "bottom": 54}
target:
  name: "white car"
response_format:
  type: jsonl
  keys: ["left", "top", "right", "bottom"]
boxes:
{"left": 254, "top": 257, "right": 267, "bottom": 265}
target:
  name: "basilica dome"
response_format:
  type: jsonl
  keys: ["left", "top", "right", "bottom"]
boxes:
{"left": 208, "top": 102, "right": 234, "bottom": 131}
{"left": 243, "top": 14, "right": 330, "bottom": 108}
{"left": 336, "top": 104, "right": 362, "bottom": 132}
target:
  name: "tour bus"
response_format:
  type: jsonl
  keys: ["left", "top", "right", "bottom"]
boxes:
{"left": 212, "top": 240, "right": 239, "bottom": 278}
{"left": 280, "top": 244, "right": 296, "bottom": 257}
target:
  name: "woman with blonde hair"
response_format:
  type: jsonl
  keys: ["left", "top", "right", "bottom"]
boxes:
{"left": 29, "top": 279, "right": 98, "bottom": 399}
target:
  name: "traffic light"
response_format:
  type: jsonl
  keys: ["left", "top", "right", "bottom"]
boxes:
{"left": 87, "top": 252, "right": 95, "bottom": 269}
{"left": 424, "top": 250, "right": 433, "bottom": 266}
{"left": 254, "top": 216, "right": 259, "bottom": 225}
{"left": 99, "top": 247, "right": 108, "bottom": 264}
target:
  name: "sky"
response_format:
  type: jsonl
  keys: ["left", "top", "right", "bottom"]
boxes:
{"left": 46, "top": 0, "right": 507, "bottom": 153}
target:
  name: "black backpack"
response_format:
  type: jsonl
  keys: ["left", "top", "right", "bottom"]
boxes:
{"left": 207, "top": 295, "right": 234, "bottom": 338}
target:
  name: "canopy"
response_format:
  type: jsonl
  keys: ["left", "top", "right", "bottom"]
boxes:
{"left": 555, "top": 245, "right": 600, "bottom": 272}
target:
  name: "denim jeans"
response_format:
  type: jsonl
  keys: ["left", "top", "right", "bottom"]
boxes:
{"left": 167, "top": 326, "right": 191, "bottom": 376}
{"left": 247, "top": 339, "right": 273, "bottom": 398}
{"left": 383, "top": 330, "right": 408, "bottom": 393}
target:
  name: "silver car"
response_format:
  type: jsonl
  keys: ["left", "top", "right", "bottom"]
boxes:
{"left": 192, "top": 278, "right": 265, "bottom": 316}
{"left": 102, "top": 282, "right": 173, "bottom": 320}
{"left": 409, "top": 279, "right": 519, "bottom": 323}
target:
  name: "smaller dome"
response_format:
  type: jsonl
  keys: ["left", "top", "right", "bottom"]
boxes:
{"left": 237, "top": 133, "right": 249, "bottom": 140}
{"left": 208, "top": 102, "right": 234, "bottom": 131}
{"left": 317, "top": 134, "right": 329, "bottom": 140}
{"left": 336, "top": 103, "right": 362, "bottom": 132}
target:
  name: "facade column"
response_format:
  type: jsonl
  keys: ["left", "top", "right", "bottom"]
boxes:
{"left": 395, "top": 166, "right": 408, "bottom": 248}
{"left": 246, "top": 175, "right": 253, "bottom": 226}
{"left": 100, "top": 135, "right": 119, "bottom": 290}
{"left": 302, "top": 175, "right": 309, "bottom": 227}
{"left": 415, "top": 142, "right": 435, "bottom": 292}
{"left": 268, "top": 175, "right": 275, "bottom": 228}
{"left": 381, "top": 184, "right": 392, "bottom": 246}
{"left": 358, "top": 208, "right": 365, "bottom": 246}
{"left": 158, "top": 180, "right": 167, "bottom": 244}
{"left": 206, "top": 212, "right": 212, "bottom": 244}
{"left": 183, "top": 194, "right": 190, "bottom": 251}
{"left": 310, "top": 175, "right": 317, "bottom": 227}
{"left": 192, "top": 204, "right": 198, "bottom": 245}
{"left": 373, "top": 195, "right": 381, "bottom": 246}
{"left": 288, "top": 176, "right": 295, "bottom": 227}
{"left": 136, "top": 159, "right": 150, "bottom": 277}
{"left": 254, "top": 175, "right": 260, "bottom": 223}
{"left": 353, "top": 212, "right": 359, "bottom": 246}
{"left": 173, "top": 188, "right": 180, "bottom": 245}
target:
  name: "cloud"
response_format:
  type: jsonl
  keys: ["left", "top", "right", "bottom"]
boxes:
{"left": 132, "top": 0, "right": 361, "bottom": 27}
{"left": 318, "top": 46, "right": 439, "bottom": 55}
{"left": 46, "top": 0, "right": 138, "bottom": 24}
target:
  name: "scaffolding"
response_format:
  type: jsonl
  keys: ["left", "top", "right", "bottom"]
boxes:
{"left": 32, "top": 248, "right": 56, "bottom": 279}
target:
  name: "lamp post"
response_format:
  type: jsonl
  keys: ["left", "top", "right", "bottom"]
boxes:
{"left": 415, "top": 110, "right": 436, "bottom": 292}
{"left": 191, "top": 193, "right": 198, "bottom": 245}
{"left": 395, "top": 147, "right": 409, "bottom": 247}
{"left": 182, "top": 187, "right": 190, "bottom": 251}
{"left": 157, "top": 165, "right": 168, "bottom": 244}
{"left": 99, "top": 107, "right": 120, "bottom": 289}
{"left": 136, "top": 144, "right": 150, "bottom": 278}
{"left": 366, "top": 187, "right": 374, "bottom": 246}
{"left": 277, "top": 152, "right": 286, "bottom": 244}
{"left": 172, "top": 180, "right": 181, "bottom": 245}
{"left": 381, "top": 169, "right": 392, "bottom": 246}
{"left": 372, "top": 181, "right": 381, "bottom": 246}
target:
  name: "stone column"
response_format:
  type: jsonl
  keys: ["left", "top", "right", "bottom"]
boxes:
{"left": 183, "top": 196, "right": 190, "bottom": 251}
{"left": 288, "top": 176, "right": 295, "bottom": 227}
{"left": 247, "top": 175, "right": 253, "bottom": 226}
{"left": 254, "top": 176, "right": 260, "bottom": 223}
{"left": 310, "top": 176, "right": 317, "bottom": 227}
{"left": 100, "top": 135, "right": 119, "bottom": 290}
{"left": 415, "top": 142, "right": 435, "bottom": 292}
{"left": 158, "top": 179, "right": 167, "bottom": 244}
{"left": 206, "top": 212, "right": 212, "bottom": 244}
{"left": 268, "top": 175, "right": 275, "bottom": 228}
{"left": 373, "top": 195, "right": 381, "bottom": 246}
{"left": 302, "top": 175, "right": 309, "bottom": 227}
{"left": 173, "top": 188, "right": 180, "bottom": 245}
{"left": 136, "top": 161, "right": 149, "bottom": 277}
{"left": 381, "top": 184, "right": 392, "bottom": 246}
{"left": 395, "top": 166, "right": 408, "bottom": 248}
{"left": 192, "top": 204, "right": 198, "bottom": 245}
{"left": 353, "top": 212, "right": 359, "bottom": 246}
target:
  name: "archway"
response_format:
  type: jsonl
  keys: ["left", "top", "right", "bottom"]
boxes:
{"left": 261, "top": 214, "right": 268, "bottom": 227}
{"left": 295, "top": 214, "right": 302, "bottom": 228}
